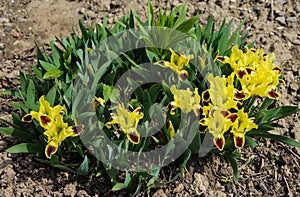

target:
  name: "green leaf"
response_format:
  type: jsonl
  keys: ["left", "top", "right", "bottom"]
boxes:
{"left": 32, "top": 66, "right": 43, "bottom": 79}
{"left": 39, "top": 60, "right": 57, "bottom": 71}
{"left": 259, "top": 97, "right": 274, "bottom": 111}
{"left": 147, "top": 0, "right": 154, "bottom": 26}
{"left": 147, "top": 166, "right": 160, "bottom": 187}
{"left": 6, "top": 143, "right": 44, "bottom": 154}
{"left": 26, "top": 80, "right": 36, "bottom": 106}
{"left": 0, "top": 127, "right": 35, "bottom": 142}
{"left": 50, "top": 40, "right": 63, "bottom": 67}
{"left": 19, "top": 71, "right": 28, "bottom": 94}
{"left": 36, "top": 156, "right": 78, "bottom": 174}
{"left": 180, "top": 148, "right": 192, "bottom": 170}
{"left": 63, "top": 83, "right": 73, "bottom": 107}
{"left": 78, "top": 155, "right": 89, "bottom": 176}
{"left": 121, "top": 52, "right": 139, "bottom": 67}
{"left": 45, "top": 86, "right": 57, "bottom": 106}
{"left": 173, "top": 4, "right": 188, "bottom": 29}
{"left": 244, "top": 136, "right": 258, "bottom": 147}
{"left": 106, "top": 167, "right": 119, "bottom": 182}
{"left": 262, "top": 106, "right": 299, "bottom": 122}
{"left": 103, "top": 84, "right": 120, "bottom": 102}
{"left": 2, "top": 89, "right": 22, "bottom": 99}
{"left": 176, "top": 15, "right": 200, "bottom": 33}
{"left": 112, "top": 170, "right": 131, "bottom": 191}
{"left": 149, "top": 84, "right": 162, "bottom": 103}
{"left": 43, "top": 69, "right": 64, "bottom": 80}
{"left": 79, "top": 20, "right": 88, "bottom": 41}
{"left": 225, "top": 154, "right": 239, "bottom": 182}
{"left": 249, "top": 131, "right": 300, "bottom": 147}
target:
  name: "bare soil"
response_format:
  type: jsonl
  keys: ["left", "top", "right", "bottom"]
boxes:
{"left": 0, "top": 0, "right": 300, "bottom": 196}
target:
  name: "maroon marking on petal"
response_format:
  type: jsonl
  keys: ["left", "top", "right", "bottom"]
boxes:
{"left": 272, "top": 66, "right": 282, "bottom": 74}
{"left": 246, "top": 67, "right": 254, "bottom": 74}
{"left": 180, "top": 71, "right": 188, "bottom": 80}
{"left": 279, "top": 79, "right": 285, "bottom": 85}
{"left": 215, "top": 138, "right": 224, "bottom": 150}
{"left": 250, "top": 49, "right": 256, "bottom": 53}
{"left": 199, "top": 119, "right": 206, "bottom": 125}
{"left": 235, "top": 136, "right": 244, "bottom": 148}
{"left": 23, "top": 114, "right": 32, "bottom": 122}
{"left": 135, "top": 108, "right": 142, "bottom": 115}
{"left": 199, "top": 125, "right": 207, "bottom": 132}
{"left": 196, "top": 107, "right": 203, "bottom": 116}
{"left": 72, "top": 125, "right": 84, "bottom": 135}
{"left": 236, "top": 101, "right": 242, "bottom": 108}
{"left": 268, "top": 90, "right": 279, "bottom": 99}
{"left": 128, "top": 132, "right": 139, "bottom": 144}
{"left": 202, "top": 101, "right": 209, "bottom": 106}
{"left": 237, "top": 70, "right": 247, "bottom": 79}
{"left": 227, "top": 114, "right": 238, "bottom": 122}
{"left": 221, "top": 110, "right": 230, "bottom": 117}
{"left": 40, "top": 115, "right": 51, "bottom": 126}
{"left": 210, "top": 109, "right": 216, "bottom": 118}
{"left": 168, "top": 103, "right": 174, "bottom": 111}
{"left": 202, "top": 91, "right": 210, "bottom": 101}
{"left": 217, "top": 57, "right": 225, "bottom": 62}
{"left": 235, "top": 91, "right": 246, "bottom": 100}
{"left": 156, "top": 61, "right": 165, "bottom": 66}
{"left": 46, "top": 145, "right": 57, "bottom": 158}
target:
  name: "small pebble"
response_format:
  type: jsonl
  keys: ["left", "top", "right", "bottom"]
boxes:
{"left": 285, "top": 32, "right": 300, "bottom": 45}
{"left": 0, "top": 43, "right": 4, "bottom": 50}
{"left": 286, "top": 17, "right": 298, "bottom": 23}
{"left": 296, "top": 5, "right": 300, "bottom": 13}
{"left": 0, "top": 17, "right": 9, "bottom": 24}
{"left": 279, "top": 0, "right": 287, "bottom": 5}
{"left": 289, "top": 83, "right": 299, "bottom": 91}
{"left": 78, "top": 7, "right": 86, "bottom": 14}
{"left": 275, "top": 16, "right": 286, "bottom": 25}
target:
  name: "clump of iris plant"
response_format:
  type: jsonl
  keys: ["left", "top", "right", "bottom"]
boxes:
{"left": 1, "top": 2, "right": 299, "bottom": 192}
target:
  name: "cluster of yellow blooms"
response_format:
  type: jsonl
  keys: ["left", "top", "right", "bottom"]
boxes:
{"left": 22, "top": 96, "right": 82, "bottom": 158}
{"left": 166, "top": 45, "right": 283, "bottom": 150}
{"left": 219, "top": 45, "right": 284, "bottom": 100}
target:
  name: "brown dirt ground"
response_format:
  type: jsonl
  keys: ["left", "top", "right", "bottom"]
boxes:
{"left": 0, "top": 0, "right": 300, "bottom": 196}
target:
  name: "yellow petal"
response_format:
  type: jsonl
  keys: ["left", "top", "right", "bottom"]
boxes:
{"left": 94, "top": 96, "right": 105, "bottom": 107}
{"left": 39, "top": 95, "right": 52, "bottom": 115}
{"left": 167, "top": 120, "right": 175, "bottom": 140}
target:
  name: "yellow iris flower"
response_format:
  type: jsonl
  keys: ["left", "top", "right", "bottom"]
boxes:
{"left": 230, "top": 108, "right": 258, "bottom": 148}
{"left": 199, "top": 108, "right": 237, "bottom": 151}
{"left": 22, "top": 96, "right": 83, "bottom": 158}
{"left": 155, "top": 48, "right": 194, "bottom": 79}
{"left": 219, "top": 45, "right": 283, "bottom": 99}
{"left": 105, "top": 104, "right": 144, "bottom": 144}
{"left": 169, "top": 85, "right": 201, "bottom": 116}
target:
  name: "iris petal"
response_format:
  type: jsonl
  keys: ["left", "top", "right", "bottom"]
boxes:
{"left": 45, "top": 141, "right": 58, "bottom": 159}
{"left": 127, "top": 131, "right": 140, "bottom": 144}
{"left": 22, "top": 114, "right": 33, "bottom": 122}
{"left": 214, "top": 136, "right": 225, "bottom": 151}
